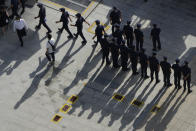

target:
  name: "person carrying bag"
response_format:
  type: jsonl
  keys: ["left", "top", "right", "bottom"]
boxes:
{"left": 13, "top": 16, "right": 28, "bottom": 47}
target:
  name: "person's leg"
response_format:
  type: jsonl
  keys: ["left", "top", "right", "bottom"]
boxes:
{"left": 183, "top": 80, "right": 186, "bottom": 91}
{"left": 51, "top": 52, "right": 55, "bottom": 61}
{"left": 163, "top": 73, "right": 166, "bottom": 85}
{"left": 177, "top": 75, "right": 181, "bottom": 88}
{"left": 112, "top": 24, "right": 115, "bottom": 34}
{"left": 136, "top": 39, "right": 139, "bottom": 51}
{"left": 45, "top": 53, "right": 51, "bottom": 61}
{"left": 150, "top": 69, "right": 154, "bottom": 81}
{"left": 36, "top": 20, "right": 42, "bottom": 29}
{"left": 187, "top": 80, "right": 191, "bottom": 93}
{"left": 155, "top": 70, "right": 159, "bottom": 82}
{"left": 140, "top": 39, "right": 143, "bottom": 51}
{"left": 16, "top": 30, "right": 23, "bottom": 46}
{"left": 157, "top": 37, "right": 161, "bottom": 50}
{"left": 64, "top": 25, "right": 73, "bottom": 37}
{"left": 141, "top": 65, "right": 144, "bottom": 77}
{"left": 20, "top": 3, "right": 25, "bottom": 15}
{"left": 42, "top": 21, "right": 52, "bottom": 33}
{"left": 174, "top": 75, "right": 178, "bottom": 88}
{"left": 79, "top": 30, "right": 87, "bottom": 43}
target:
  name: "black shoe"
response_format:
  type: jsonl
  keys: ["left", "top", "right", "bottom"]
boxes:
{"left": 133, "top": 72, "right": 139, "bottom": 75}
{"left": 35, "top": 26, "right": 40, "bottom": 29}
{"left": 74, "top": 33, "right": 78, "bottom": 37}
{"left": 113, "top": 65, "right": 120, "bottom": 68}
{"left": 144, "top": 75, "right": 149, "bottom": 79}
{"left": 106, "top": 61, "right": 111, "bottom": 66}
{"left": 82, "top": 40, "right": 87, "bottom": 45}
{"left": 156, "top": 80, "right": 160, "bottom": 84}
{"left": 57, "top": 28, "right": 62, "bottom": 33}
{"left": 167, "top": 83, "right": 172, "bottom": 87}
{"left": 47, "top": 31, "right": 52, "bottom": 34}
{"left": 188, "top": 90, "right": 192, "bottom": 94}
{"left": 122, "top": 68, "right": 130, "bottom": 71}
{"left": 67, "top": 35, "right": 73, "bottom": 39}
{"left": 178, "top": 85, "right": 182, "bottom": 90}
{"left": 152, "top": 48, "right": 157, "bottom": 51}
{"left": 183, "top": 88, "right": 186, "bottom": 92}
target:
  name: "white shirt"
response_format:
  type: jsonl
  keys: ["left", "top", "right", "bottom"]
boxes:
{"left": 13, "top": 19, "right": 28, "bottom": 32}
{"left": 46, "top": 38, "right": 55, "bottom": 53}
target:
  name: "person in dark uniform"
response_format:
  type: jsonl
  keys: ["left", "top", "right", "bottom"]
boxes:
{"left": 92, "top": 20, "right": 105, "bottom": 46}
{"left": 56, "top": 8, "right": 73, "bottom": 39}
{"left": 139, "top": 48, "right": 149, "bottom": 78}
{"left": 129, "top": 45, "right": 139, "bottom": 75}
{"left": 113, "top": 24, "right": 123, "bottom": 45}
{"left": 100, "top": 34, "right": 111, "bottom": 65}
{"left": 119, "top": 40, "right": 130, "bottom": 71}
{"left": 160, "top": 57, "right": 172, "bottom": 87}
{"left": 10, "top": 0, "right": 19, "bottom": 19}
{"left": 134, "top": 24, "right": 144, "bottom": 51}
{"left": 151, "top": 24, "right": 161, "bottom": 51}
{"left": 109, "top": 6, "right": 122, "bottom": 34}
{"left": 182, "top": 61, "right": 192, "bottom": 93}
{"left": 34, "top": 3, "right": 52, "bottom": 34}
{"left": 149, "top": 52, "right": 160, "bottom": 83}
{"left": 20, "top": 0, "right": 26, "bottom": 16}
{"left": 123, "top": 20, "right": 134, "bottom": 48}
{"left": 110, "top": 39, "right": 120, "bottom": 68}
{"left": 71, "top": 13, "right": 90, "bottom": 45}
{"left": 172, "top": 59, "right": 182, "bottom": 89}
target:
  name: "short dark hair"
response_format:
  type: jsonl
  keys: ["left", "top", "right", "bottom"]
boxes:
{"left": 47, "top": 34, "right": 52, "bottom": 39}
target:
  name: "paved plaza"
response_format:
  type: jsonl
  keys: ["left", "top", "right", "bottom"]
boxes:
{"left": 0, "top": 0, "right": 196, "bottom": 131}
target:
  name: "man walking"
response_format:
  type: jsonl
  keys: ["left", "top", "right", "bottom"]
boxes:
{"left": 71, "top": 13, "right": 90, "bottom": 45}
{"left": 56, "top": 8, "right": 73, "bottom": 39}
{"left": 45, "top": 34, "right": 55, "bottom": 64}
{"left": 13, "top": 16, "right": 28, "bottom": 47}
{"left": 139, "top": 48, "right": 149, "bottom": 78}
{"left": 130, "top": 45, "right": 139, "bottom": 75}
{"left": 92, "top": 20, "right": 105, "bottom": 46}
{"left": 35, "top": 3, "right": 52, "bottom": 34}
{"left": 10, "top": 0, "right": 19, "bottom": 19}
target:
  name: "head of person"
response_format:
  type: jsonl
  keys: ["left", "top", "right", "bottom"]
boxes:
{"left": 163, "top": 56, "right": 167, "bottom": 61}
{"left": 127, "top": 20, "right": 131, "bottom": 25}
{"left": 153, "top": 24, "right": 157, "bottom": 28}
{"left": 95, "top": 20, "right": 100, "bottom": 26}
{"left": 15, "top": 16, "right": 21, "bottom": 21}
{"left": 59, "top": 8, "right": 65, "bottom": 13}
{"left": 47, "top": 34, "right": 52, "bottom": 40}
{"left": 113, "top": 6, "right": 117, "bottom": 11}
{"left": 37, "top": 3, "right": 43, "bottom": 8}
{"left": 76, "top": 13, "right": 81, "bottom": 18}
{"left": 176, "top": 59, "right": 180, "bottom": 64}
{"left": 137, "top": 24, "right": 141, "bottom": 29}
{"left": 184, "top": 61, "right": 189, "bottom": 66}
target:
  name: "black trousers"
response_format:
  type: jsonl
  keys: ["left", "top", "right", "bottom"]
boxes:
{"left": 75, "top": 28, "right": 86, "bottom": 42}
{"left": 141, "top": 64, "right": 147, "bottom": 77}
{"left": 112, "top": 53, "right": 119, "bottom": 67}
{"left": 174, "top": 75, "right": 181, "bottom": 88}
{"left": 10, "top": 7, "right": 19, "bottom": 19}
{"left": 16, "top": 29, "right": 24, "bottom": 46}
{"left": 136, "top": 39, "right": 143, "bottom": 51}
{"left": 150, "top": 69, "right": 159, "bottom": 81}
{"left": 131, "top": 62, "right": 138, "bottom": 73}
{"left": 152, "top": 37, "right": 161, "bottom": 49}
{"left": 121, "top": 57, "right": 128, "bottom": 69}
{"left": 126, "top": 36, "right": 133, "bottom": 48}
{"left": 163, "top": 72, "right": 171, "bottom": 85}
{"left": 46, "top": 52, "right": 55, "bottom": 61}
{"left": 183, "top": 79, "right": 191, "bottom": 91}
{"left": 102, "top": 50, "right": 110, "bottom": 64}
{"left": 37, "top": 20, "right": 51, "bottom": 32}
{"left": 60, "top": 24, "right": 73, "bottom": 37}
{"left": 20, "top": 2, "right": 25, "bottom": 15}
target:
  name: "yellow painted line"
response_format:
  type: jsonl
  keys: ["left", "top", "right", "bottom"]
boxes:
{"left": 130, "top": 99, "right": 144, "bottom": 108}
{"left": 67, "top": 95, "right": 78, "bottom": 104}
{"left": 43, "top": 0, "right": 77, "bottom": 14}
{"left": 82, "top": 0, "right": 95, "bottom": 16}
{"left": 51, "top": 114, "right": 63, "bottom": 124}
{"left": 59, "top": 104, "right": 72, "bottom": 114}
{"left": 88, "top": 22, "right": 110, "bottom": 34}
{"left": 112, "top": 93, "right": 125, "bottom": 102}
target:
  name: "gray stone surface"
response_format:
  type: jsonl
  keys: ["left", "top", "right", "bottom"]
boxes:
{"left": 0, "top": 0, "right": 196, "bottom": 131}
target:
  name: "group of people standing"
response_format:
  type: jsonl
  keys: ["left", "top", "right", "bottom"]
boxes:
{"left": 92, "top": 6, "right": 192, "bottom": 94}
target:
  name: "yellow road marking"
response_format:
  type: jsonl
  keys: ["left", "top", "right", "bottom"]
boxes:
{"left": 81, "top": 1, "right": 95, "bottom": 16}
{"left": 112, "top": 93, "right": 125, "bottom": 102}
{"left": 67, "top": 95, "right": 78, "bottom": 104}
{"left": 51, "top": 114, "right": 63, "bottom": 124}
{"left": 43, "top": 0, "right": 77, "bottom": 14}
{"left": 130, "top": 99, "right": 144, "bottom": 108}
{"left": 59, "top": 104, "right": 72, "bottom": 114}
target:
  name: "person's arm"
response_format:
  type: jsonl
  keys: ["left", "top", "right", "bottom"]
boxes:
{"left": 68, "top": 16, "right": 72, "bottom": 23}
{"left": 84, "top": 19, "right": 90, "bottom": 26}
